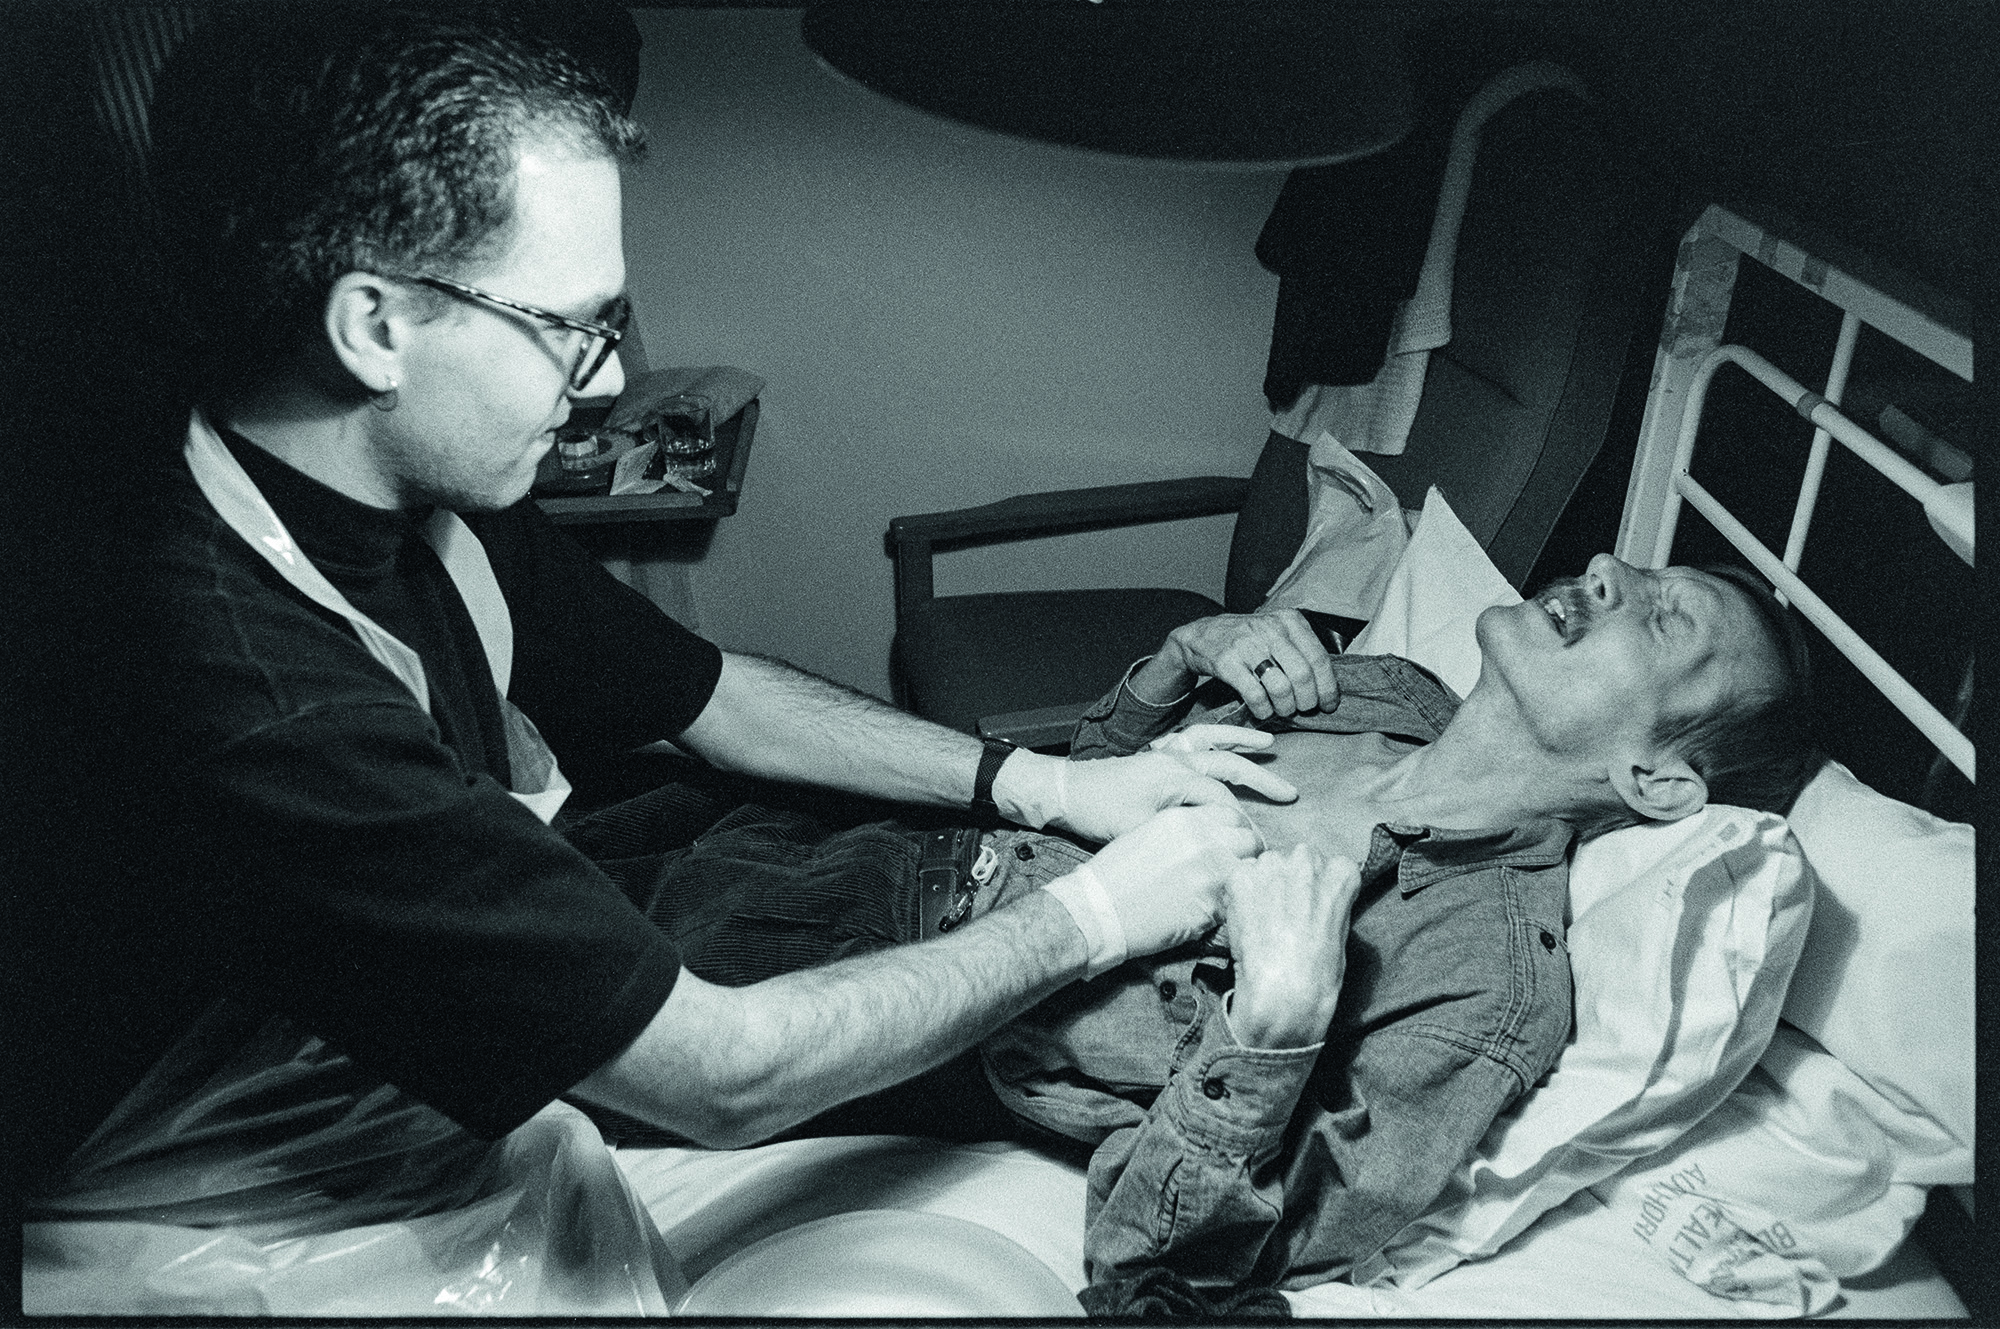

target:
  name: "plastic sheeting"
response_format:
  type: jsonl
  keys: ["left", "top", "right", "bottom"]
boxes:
{"left": 24, "top": 1007, "right": 684, "bottom": 1316}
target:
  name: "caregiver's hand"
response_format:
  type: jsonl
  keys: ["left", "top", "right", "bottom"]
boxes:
{"left": 1223, "top": 845, "right": 1363, "bottom": 1049}
{"left": 997, "top": 740, "right": 1297, "bottom": 843}
{"left": 1148, "top": 723, "right": 1302, "bottom": 805}
{"left": 1131, "top": 609, "right": 1337, "bottom": 721}
{"left": 1043, "top": 803, "right": 1261, "bottom": 978}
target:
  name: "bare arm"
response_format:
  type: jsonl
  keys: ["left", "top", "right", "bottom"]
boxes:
{"left": 572, "top": 889, "right": 1088, "bottom": 1148}
{"left": 676, "top": 651, "right": 984, "bottom": 807}
{"left": 576, "top": 802, "right": 1264, "bottom": 1147}
{"left": 677, "top": 651, "right": 1293, "bottom": 840}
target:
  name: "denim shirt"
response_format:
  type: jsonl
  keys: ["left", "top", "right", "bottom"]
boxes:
{"left": 979, "top": 653, "right": 1575, "bottom": 1291}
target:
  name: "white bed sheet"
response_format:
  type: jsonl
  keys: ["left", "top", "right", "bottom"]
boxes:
{"left": 614, "top": 1136, "right": 1966, "bottom": 1319}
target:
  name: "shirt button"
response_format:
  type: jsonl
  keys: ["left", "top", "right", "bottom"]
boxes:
{"left": 1540, "top": 929, "right": 1557, "bottom": 951}
{"left": 1014, "top": 843, "right": 1036, "bottom": 861}
{"left": 1158, "top": 980, "right": 1178, "bottom": 1001}
{"left": 1201, "top": 1077, "right": 1228, "bottom": 1100}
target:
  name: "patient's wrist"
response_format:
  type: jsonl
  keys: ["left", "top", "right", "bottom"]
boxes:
{"left": 1126, "top": 653, "right": 1196, "bottom": 708}
{"left": 1224, "top": 983, "right": 1337, "bottom": 1052}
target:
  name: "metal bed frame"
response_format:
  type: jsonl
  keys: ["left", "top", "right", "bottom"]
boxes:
{"left": 1614, "top": 203, "right": 1976, "bottom": 781}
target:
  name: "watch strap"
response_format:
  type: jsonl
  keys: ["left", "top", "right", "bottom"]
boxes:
{"left": 970, "top": 736, "right": 1015, "bottom": 818}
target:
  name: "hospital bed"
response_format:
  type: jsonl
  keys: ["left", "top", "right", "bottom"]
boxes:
{"left": 604, "top": 203, "right": 1978, "bottom": 1319}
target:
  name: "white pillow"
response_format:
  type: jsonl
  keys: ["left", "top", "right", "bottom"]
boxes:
{"left": 1585, "top": 1027, "right": 1907, "bottom": 1315}
{"left": 1779, "top": 759, "right": 1973, "bottom": 1170}
{"left": 1341, "top": 485, "right": 1520, "bottom": 698}
{"left": 1583, "top": 762, "right": 1972, "bottom": 1308}
{"left": 1354, "top": 806, "right": 1815, "bottom": 1291}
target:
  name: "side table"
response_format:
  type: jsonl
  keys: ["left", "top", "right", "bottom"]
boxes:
{"left": 535, "top": 400, "right": 758, "bottom": 525}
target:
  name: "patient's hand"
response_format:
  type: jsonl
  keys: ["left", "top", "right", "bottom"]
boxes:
{"left": 1135, "top": 610, "right": 1337, "bottom": 721}
{"left": 1222, "top": 846, "right": 1362, "bottom": 1049}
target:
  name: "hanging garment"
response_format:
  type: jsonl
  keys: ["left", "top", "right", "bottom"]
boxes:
{"left": 1270, "top": 62, "right": 1589, "bottom": 456}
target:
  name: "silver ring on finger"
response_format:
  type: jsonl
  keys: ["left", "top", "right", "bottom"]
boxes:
{"left": 1252, "top": 657, "right": 1280, "bottom": 679}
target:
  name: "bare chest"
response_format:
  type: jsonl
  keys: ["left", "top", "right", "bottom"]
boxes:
{"left": 1235, "top": 728, "right": 1423, "bottom": 866}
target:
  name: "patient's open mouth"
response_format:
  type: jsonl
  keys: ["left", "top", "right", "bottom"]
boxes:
{"left": 1539, "top": 596, "right": 1568, "bottom": 640}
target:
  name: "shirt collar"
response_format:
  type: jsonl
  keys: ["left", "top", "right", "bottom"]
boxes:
{"left": 1363, "top": 818, "right": 1575, "bottom": 895}
{"left": 218, "top": 428, "right": 426, "bottom": 581}
{"left": 1222, "top": 652, "right": 1460, "bottom": 743}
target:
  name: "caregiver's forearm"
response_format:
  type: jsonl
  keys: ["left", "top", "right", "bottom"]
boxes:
{"left": 677, "top": 651, "right": 1255, "bottom": 843}
{"left": 572, "top": 890, "right": 1089, "bottom": 1148}
{"left": 676, "top": 651, "right": 985, "bottom": 807}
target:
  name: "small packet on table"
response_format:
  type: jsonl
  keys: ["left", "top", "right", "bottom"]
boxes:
{"left": 611, "top": 442, "right": 711, "bottom": 497}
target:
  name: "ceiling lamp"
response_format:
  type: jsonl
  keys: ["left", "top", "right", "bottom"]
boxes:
{"left": 802, "top": 1, "right": 1415, "bottom": 168}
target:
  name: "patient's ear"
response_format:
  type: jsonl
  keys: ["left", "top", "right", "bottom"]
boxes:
{"left": 1611, "top": 753, "right": 1708, "bottom": 823}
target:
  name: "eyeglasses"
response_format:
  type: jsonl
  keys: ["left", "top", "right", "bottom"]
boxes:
{"left": 397, "top": 273, "right": 631, "bottom": 392}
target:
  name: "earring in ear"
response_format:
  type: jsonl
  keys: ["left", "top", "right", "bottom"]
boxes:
{"left": 372, "top": 379, "right": 400, "bottom": 412}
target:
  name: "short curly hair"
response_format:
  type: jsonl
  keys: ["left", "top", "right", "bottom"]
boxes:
{"left": 147, "top": 5, "right": 646, "bottom": 406}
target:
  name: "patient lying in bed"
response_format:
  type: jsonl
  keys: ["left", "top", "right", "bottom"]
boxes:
{"left": 647, "top": 554, "right": 1820, "bottom": 1305}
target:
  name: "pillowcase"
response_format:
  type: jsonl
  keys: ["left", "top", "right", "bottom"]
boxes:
{"left": 1354, "top": 806, "right": 1815, "bottom": 1291}
{"left": 1777, "top": 759, "right": 1973, "bottom": 1170}
{"left": 1583, "top": 761, "right": 1972, "bottom": 1309}
{"left": 1340, "top": 484, "right": 1520, "bottom": 698}
{"left": 1584, "top": 1027, "right": 1906, "bottom": 1316}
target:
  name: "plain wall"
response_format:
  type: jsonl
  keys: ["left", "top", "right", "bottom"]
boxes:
{"left": 617, "top": 9, "right": 1290, "bottom": 700}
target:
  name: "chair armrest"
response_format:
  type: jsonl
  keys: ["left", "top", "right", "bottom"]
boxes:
{"left": 891, "top": 475, "right": 1253, "bottom": 546}
{"left": 976, "top": 701, "right": 1100, "bottom": 750}
{"left": 888, "top": 475, "right": 1251, "bottom": 619}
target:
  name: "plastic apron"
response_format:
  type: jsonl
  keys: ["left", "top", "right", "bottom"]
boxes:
{"left": 182, "top": 408, "right": 572, "bottom": 822}
{"left": 21, "top": 412, "right": 682, "bottom": 1315}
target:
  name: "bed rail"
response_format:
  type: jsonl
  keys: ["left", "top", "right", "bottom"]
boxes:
{"left": 1615, "top": 204, "right": 1975, "bottom": 781}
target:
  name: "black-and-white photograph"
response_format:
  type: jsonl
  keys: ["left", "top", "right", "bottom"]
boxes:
{"left": 3, "top": 1, "right": 1989, "bottom": 1319}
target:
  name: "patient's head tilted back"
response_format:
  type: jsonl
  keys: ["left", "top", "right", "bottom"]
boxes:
{"left": 1160, "top": 545, "right": 1823, "bottom": 859}
{"left": 1466, "top": 554, "right": 1822, "bottom": 839}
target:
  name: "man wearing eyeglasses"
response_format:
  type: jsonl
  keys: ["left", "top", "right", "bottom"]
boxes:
{"left": 13, "top": 5, "right": 1285, "bottom": 1262}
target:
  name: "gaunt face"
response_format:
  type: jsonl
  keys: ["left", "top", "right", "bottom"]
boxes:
{"left": 375, "top": 140, "right": 629, "bottom": 512}
{"left": 1472, "top": 553, "right": 1784, "bottom": 761}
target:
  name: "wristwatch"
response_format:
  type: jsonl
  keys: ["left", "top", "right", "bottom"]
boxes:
{"left": 970, "top": 736, "right": 1016, "bottom": 818}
